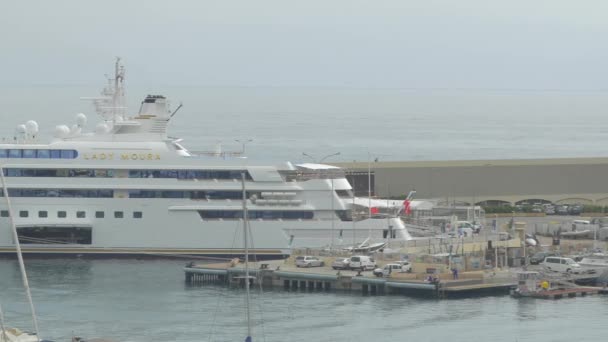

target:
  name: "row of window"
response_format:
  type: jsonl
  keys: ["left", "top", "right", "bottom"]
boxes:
{"left": 0, "top": 210, "right": 142, "bottom": 219}
{"left": 2, "top": 168, "right": 251, "bottom": 180}
{"left": 335, "top": 190, "right": 354, "bottom": 198}
{"left": 1, "top": 189, "right": 114, "bottom": 198}
{"left": 129, "top": 190, "right": 260, "bottom": 199}
{"left": 198, "top": 210, "right": 314, "bottom": 220}
{"left": 128, "top": 169, "right": 252, "bottom": 180}
{"left": 0, "top": 189, "right": 261, "bottom": 200}
{"left": 0, "top": 149, "right": 78, "bottom": 159}
{"left": 3, "top": 169, "right": 113, "bottom": 178}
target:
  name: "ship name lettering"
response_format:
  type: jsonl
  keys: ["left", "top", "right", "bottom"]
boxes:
{"left": 83, "top": 152, "right": 116, "bottom": 160}
{"left": 120, "top": 153, "right": 161, "bottom": 160}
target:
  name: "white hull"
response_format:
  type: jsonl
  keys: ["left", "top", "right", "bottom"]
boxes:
{"left": 579, "top": 256, "right": 608, "bottom": 269}
{"left": 0, "top": 198, "right": 408, "bottom": 258}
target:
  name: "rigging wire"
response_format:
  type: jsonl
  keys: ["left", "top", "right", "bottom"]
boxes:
{"left": 206, "top": 219, "right": 242, "bottom": 342}
{"left": 246, "top": 219, "right": 267, "bottom": 342}
{"left": 0, "top": 166, "right": 40, "bottom": 342}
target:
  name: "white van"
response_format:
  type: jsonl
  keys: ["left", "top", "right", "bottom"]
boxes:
{"left": 373, "top": 261, "right": 412, "bottom": 277}
{"left": 542, "top": 257, "right": 582, "bottom": 274}
{"left": 349, "top": 256, "right": 376, "bottom": 271}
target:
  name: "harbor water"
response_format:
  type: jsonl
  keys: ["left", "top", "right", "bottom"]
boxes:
{"left": 2, "top": 87, "right": 608, "bottom": 341}
{"left": 1, "top": 258, "right": 608, "bottom": 342}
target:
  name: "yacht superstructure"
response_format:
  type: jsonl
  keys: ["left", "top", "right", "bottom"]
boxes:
{"left": 0, "top": 59, "right": 411, "bottom": 258}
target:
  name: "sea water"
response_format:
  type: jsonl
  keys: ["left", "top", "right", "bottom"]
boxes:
{"left": 0, "top": 259, "right": 607, "bottom": 342}
{"left": 1, "top": 87, "right": 608, "bottom": 341}
{"left": 2, "top": 87, "right": 608, "bottom": 163}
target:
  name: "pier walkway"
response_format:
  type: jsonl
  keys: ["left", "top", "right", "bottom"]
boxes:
{"left": 184, "top": 260, "right": 516, "bottom": 299}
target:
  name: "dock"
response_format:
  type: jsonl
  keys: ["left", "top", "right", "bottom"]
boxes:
{"left": 529, "top": 287, "right": 600, "bottom": 299}
{"left": 184, "top": 260, "right": 516, "bottom": 299}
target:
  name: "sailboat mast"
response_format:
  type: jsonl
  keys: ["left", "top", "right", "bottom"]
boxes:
{"left": 0, "top": 166, "right": 40, "bottom": 342}
{"left": 241, "top": 172, "right": 252, "bottom": 341}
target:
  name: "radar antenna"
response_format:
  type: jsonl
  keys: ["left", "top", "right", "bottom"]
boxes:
{"left": 81, "top": 57, "right": 127, "bottom": 123}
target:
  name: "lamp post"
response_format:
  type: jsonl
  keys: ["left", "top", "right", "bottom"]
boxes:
{"left": 301, "top": 152, "right": 316, "bottom": 163}
{"left": 320, "top": 152, "right": 341, "bottom": 163}
{"left": 235, "top": 139, "right": 253, "bottom": 155}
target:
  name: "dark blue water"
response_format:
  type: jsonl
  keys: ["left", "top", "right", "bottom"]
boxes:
{"left": 1, "top": 259, "right": 607, "bottom": 342}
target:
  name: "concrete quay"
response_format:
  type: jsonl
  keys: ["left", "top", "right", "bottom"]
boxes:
{"left": 184, "top": 259, "right": 515, "bottom": 299}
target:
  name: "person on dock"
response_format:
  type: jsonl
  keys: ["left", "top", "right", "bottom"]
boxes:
{"left": 541, "top": 280, "right": 549, "bottom": 291}
{"left": 451, "top": 268, "right": 458, "bottom": 280}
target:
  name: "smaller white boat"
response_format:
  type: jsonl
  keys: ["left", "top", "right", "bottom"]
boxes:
{"left": 578, "top": 253, "right": 608, "bottom": 269}
{"left": 0, "top": 328, "right": 45, "bottom": 342}
{"left": 351, "top": 242, "right": 387, "bottom": 253}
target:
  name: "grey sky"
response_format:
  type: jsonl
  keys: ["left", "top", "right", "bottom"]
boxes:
{"left": 1, "top": 0, "right": 608, "bottom": 89}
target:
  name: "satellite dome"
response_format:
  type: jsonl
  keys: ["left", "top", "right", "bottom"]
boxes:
{"left": 70, "top": 124, "right": 81, "bottom": 136}
{"left": 54, "top": 125, "right": 70, "bottom": 138}
{"left": 75, "top": 113, "right": 87, "bottom": 127}
{"left": 16, "top": 124, "right": 27, "bottom": 134}
{"left": 95, "top": 122, "right": 109, "bottom": 134}
{"left": 25, "top": 120, "right": 39, "bottom": 135}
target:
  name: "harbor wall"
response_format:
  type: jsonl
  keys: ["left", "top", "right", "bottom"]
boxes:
{"left": 336, "top": 157, "right": 608, "bottom": 205}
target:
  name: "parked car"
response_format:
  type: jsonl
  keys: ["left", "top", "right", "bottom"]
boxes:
{"left": 555, "top": 205, "right": 569, "bottom": 215}
{"left": 530, "top": 251, "right": 557, "bottom": 265}
{"left": 568, "top": 205, "right": 583, "bottom": 215}
{"left": 544, "top": 206, "right": 556, "bottom": 215}
{"left": 331, "top": 257, "right": 351, "bottom": 270}
{"left": 531, "top": 206, "right": 543, "bottom": 213}
{"left": 295, "top": 256, "right": 324, "bottom": 268}
{"left": 349, "top": 255, "right": 376, "bottom": 271}
{"left": 456, "top": 221, "right": 481, "bottom": 236}
{"left": 373, "top": 261, "right": 412, "bottom": 277}
{"left": 541, "top": 256, "right": 582, "bottom": 274}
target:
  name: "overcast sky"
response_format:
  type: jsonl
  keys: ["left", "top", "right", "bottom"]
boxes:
{"left": 1, "top": 0, "right": 608, "bottom": 89}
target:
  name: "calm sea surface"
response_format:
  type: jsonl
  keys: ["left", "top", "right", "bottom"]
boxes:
{"left": 1, "top": 87, "right": 608, "bottom": 341}
{"left": 1, "top": 258, "right": 608, "bottom": 342}
{"left": 2, "top": 87, "right": 608, "bottom": 162}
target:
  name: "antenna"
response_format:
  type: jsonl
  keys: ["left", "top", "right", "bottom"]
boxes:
{"left": 169, "top": 103, "right": 183, "bottom": 119}
{"left": 81, "top": 58, "right": 127, "bottom": 123}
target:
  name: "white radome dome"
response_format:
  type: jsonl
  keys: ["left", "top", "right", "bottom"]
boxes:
{"left": 16, "top": 124, "right": 27, "bottom": 134}
{"left": 54, "top": 125, "right": 70, "bottom": 138}
{"left": 75, "top": 113, "right": 87, "bottom": 127}
{"left": 25, "top": 120, "right": 39, "bottom": 135}
{"left": 70, "top": 124, "right": 81, "bottom": 136}
{"left": 95, "top": 122, "right": 109, "bottom": 134}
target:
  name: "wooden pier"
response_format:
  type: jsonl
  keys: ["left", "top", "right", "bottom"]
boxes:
{"left": 514, "top": 287, "right": 601, "bottom": 300}
{"left": 184, "top": 260, "right": 516, "bottom": 299}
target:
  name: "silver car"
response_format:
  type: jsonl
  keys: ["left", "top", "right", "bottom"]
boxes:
{"left": 295, "top": 256, "right": 324, "bottom": 268}
{"left": 331, "top": 257, "right": 351, "bottom": 270}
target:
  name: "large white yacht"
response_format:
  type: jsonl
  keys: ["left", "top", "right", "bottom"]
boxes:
{"left": 0, "top": 59, "right": 411, "bottom": 258}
